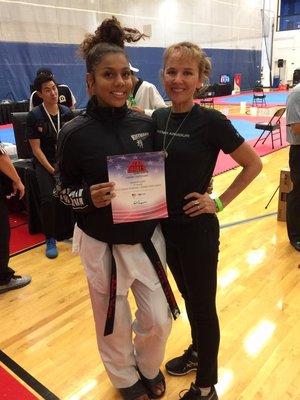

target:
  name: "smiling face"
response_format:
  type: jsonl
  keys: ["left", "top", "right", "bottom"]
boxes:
{"left": 86, "top": 53, "right": 132, "bottom": 108}
{"left": 163, "top": 51, "right": 202, "bottom": 113}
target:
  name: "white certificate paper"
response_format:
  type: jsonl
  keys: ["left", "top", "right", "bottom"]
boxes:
{"left": 107, "top": 151, "right": 168, "bottom": 224}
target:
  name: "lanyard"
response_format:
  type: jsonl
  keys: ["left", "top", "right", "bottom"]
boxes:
{"left": 163, "top": 106, "right": 193, "bottom": 158}
{"left": 42, "top": 103, "right": 60, "bottom": 135}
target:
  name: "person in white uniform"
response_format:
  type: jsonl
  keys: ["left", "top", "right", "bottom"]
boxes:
{"left": 129, "top": 65, "right": 167, "bottom": 116}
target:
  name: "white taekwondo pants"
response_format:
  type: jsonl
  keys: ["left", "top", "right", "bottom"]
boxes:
{"left": 74, "top": 225, "right": 172, "bottom": 388}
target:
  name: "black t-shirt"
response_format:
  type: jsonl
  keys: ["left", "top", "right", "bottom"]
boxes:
{"left": 26, "top": 105, "right": 73, "bottom": 164}
{"left": 152, "top": 104, "right": 245, "bottom": 219}
{"left": 31, "top": 85, "right": 74, "bottom": 108}
{"left": 0, "top": 142, "right": 7, "bottom": 195}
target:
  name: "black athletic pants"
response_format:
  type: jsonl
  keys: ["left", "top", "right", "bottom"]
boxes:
{"left": 286, "top": 145, "right": 300, "bottom": 243}
{"left": 162, "top": 214, "right": 220, "bottom": 387}
{"left": 35, "top": 163, "right": 56, "bottom": 239}
{"left": 0, "top": 196, "right": 15, "bottom": 284}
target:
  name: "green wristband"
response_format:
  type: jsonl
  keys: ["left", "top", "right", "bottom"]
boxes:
{"left": 214, "top": 197, "right": 224, "bottom": 212}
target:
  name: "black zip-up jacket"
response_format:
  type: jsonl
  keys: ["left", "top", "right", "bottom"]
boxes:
{"left": 56, "top": 96, "right": 158, "bottom": 244}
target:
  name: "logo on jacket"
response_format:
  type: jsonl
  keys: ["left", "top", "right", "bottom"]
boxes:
{"left": 127, "top": 159, "right": 148, "bottom": 173}
{"left": 130, "top": 132, "right": 149, "bottom": 148}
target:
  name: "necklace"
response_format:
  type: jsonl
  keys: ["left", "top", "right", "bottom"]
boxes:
{"left": 42, "top": 103, "right": 60, "bottom": 135}
{"left": 163, "top": 107, "right": 193, "bottom": 158}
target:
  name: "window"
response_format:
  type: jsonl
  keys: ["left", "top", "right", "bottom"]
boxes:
{"left": 278, "top": 0, "right": 300, "bottom": 31}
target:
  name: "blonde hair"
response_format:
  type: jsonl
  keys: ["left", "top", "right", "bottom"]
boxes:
{"left": 163, "top": 41, "right": 211, "bottom": 83}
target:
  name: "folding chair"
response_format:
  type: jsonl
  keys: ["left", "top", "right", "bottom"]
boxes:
{"left": 11, "top": 112, "right": 33, "bottom": 159}
{"left": 253, "top": 107, "right": 286, "bottom": 149}
{"left": 252, "top": 86, "right": 267, "bottom": 107}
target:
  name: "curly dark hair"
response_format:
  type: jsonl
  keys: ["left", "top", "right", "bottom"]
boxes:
{"left": 79, "top": 16, "right": 147, "bottom": 72}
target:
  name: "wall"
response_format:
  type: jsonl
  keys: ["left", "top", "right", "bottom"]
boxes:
{"left": 273, "top": 29, "right": 300, "bottom": 84}
{"left": 0, "top": 0, "right": 264, "bottom": 107}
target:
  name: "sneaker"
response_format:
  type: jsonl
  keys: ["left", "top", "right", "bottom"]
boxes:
{"left": 165, "top": 345, "right": 198, "bottom": 376}
{"left": 180, "top": 383, "right": 218, "bottom": 399}
{"left": 0, "top": 275, "right": 31, "bottom": 294}
{"left": 45, "top": 238, "right": 58, "bottom": 259}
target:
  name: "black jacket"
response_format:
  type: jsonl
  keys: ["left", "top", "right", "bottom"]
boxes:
{"left": 56, "top": 96, "right": 158, "bottom": 244}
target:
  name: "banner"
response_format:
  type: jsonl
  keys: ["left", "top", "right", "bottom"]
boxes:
{"left": 234, "top": 73, "right": 242, "bottom": 93}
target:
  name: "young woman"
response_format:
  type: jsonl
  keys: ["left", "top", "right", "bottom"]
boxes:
{"left": 56, "top": 18, "right": 179, "bottom": 400}
{"left": 152, "top": 42, "right": 262, "bottom": 400}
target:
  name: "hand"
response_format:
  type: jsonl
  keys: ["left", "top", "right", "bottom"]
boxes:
{"left": 183, "top": 192, "right": 217, "bottom": 217}
{"left": 12, "top": 180, "right": 25, "bottom": 199}
{"left": 90, "top": 182, "right": 115, "bottom": 208}
{"left": 130, "top": 105, "right": 145, "bottom": 114}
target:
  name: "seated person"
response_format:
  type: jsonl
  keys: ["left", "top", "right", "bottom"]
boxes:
{"left": 27, "top": 74, "right": 74, "bottom": 258}
{"left": 30, "top": 68, "right": 76, "bottom": 110}
{"left": 128, "top": 64, "right": 166, "bottom": 116}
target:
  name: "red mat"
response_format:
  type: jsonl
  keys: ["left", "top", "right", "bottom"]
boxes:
{"left": 0, "top": 123, "right": 13, "bottom": 129}
{"left": 0, "top": 366, "right": 39, "bottom": 400}
{"left": 214, "top": 135, "right": 288, "bottom": 176}
{"left": 9, "top": 213, "right": 44, "bottom": 256}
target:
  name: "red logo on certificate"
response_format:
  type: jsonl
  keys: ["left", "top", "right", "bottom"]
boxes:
{"left": 127, "top": 159, "right": 148, "bottom": 174}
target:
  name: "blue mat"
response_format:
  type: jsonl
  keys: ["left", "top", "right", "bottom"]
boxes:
{"left": 220, "top": 92, "right": 288, "bottom": 105}
{"left": 230, "top": 119, "right": 259, "bottom": 141}
{"left": 0, "top": 127, "right": 15, "bottom": 144}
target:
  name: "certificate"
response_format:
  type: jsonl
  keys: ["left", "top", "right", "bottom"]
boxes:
{"left": 107, "top": 151, "right": 168, "bottom": 224}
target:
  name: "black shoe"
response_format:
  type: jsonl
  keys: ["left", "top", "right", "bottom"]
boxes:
{"left": 165, "top": 345, "right": 198, "bottom": 376}
{"left": 179, "top": 383, "right": 218, "bottom": 399}
{"left": 290, "top": 241, "right": 300, "bottom": 251}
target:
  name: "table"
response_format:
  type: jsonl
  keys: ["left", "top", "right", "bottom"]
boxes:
{"left": 0, "top": 101, "right": 29, "bottom": 124}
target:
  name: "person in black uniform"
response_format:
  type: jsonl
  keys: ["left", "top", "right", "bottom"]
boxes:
{"left": 27, "top": 74, "right": 74, "bottom": 258}
{"left": 29, "top": 68, "right": 76, "bottom": 110}
{"left": 0, "top": 142, "right": 31, "bottom": 294}
{"left": 55, "top": 17, "right": 179, "bottom": 400}
{"left": 152, "top": 42, "right": 262, "bottom": 400}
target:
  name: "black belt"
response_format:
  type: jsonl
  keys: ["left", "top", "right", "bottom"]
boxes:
{"left": 104, "top": 239, "right": 180, "bottom": 336}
